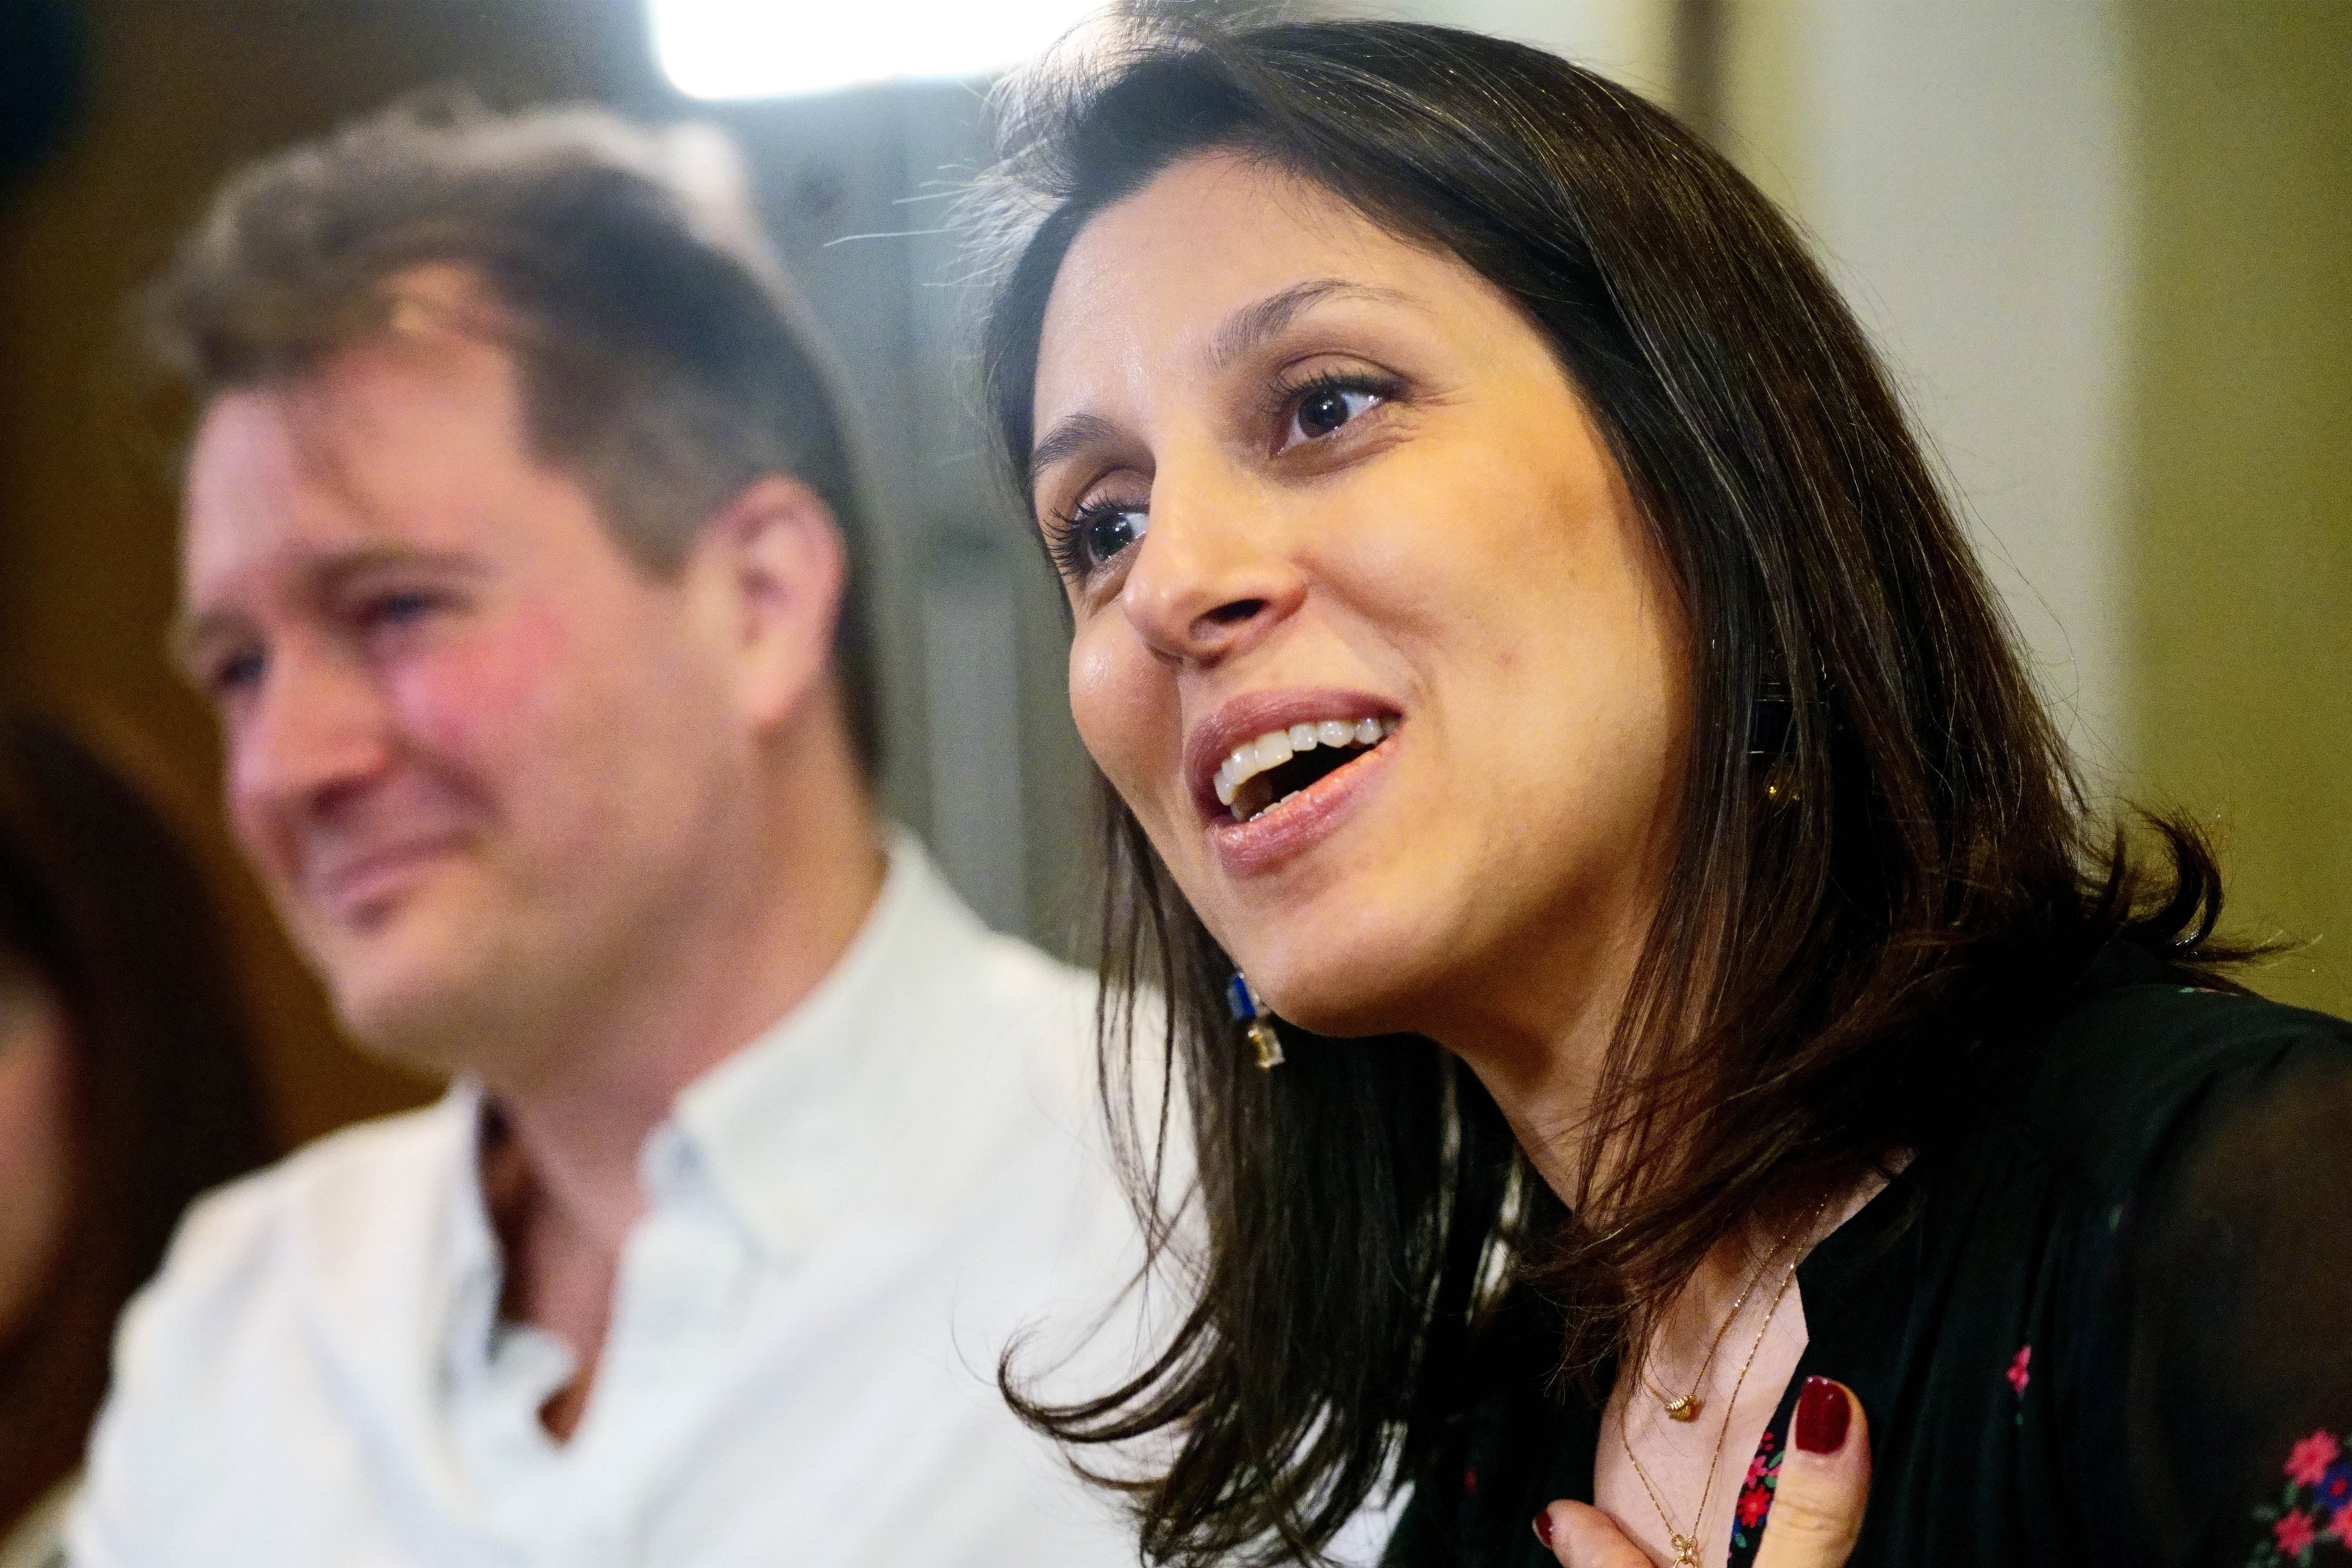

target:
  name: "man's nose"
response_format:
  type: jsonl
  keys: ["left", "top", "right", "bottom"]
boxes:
{"left": 225, "top": 641, "right": 396, "bottom": 828}
{"left": 1117, "top": 463, "right": 1305, "bottom": 667}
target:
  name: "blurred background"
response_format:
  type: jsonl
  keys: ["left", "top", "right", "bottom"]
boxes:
{"left": 0, "top": 0, "right": 2343, "bottom": 1148}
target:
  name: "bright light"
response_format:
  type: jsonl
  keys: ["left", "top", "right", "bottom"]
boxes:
{"left": 649, "top": 0, "right": 1102, "bottom": 100}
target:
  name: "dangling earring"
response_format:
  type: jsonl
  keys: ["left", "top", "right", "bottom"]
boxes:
{"left": 1227, "top": 971, "right": 1285, "bottom": 1070}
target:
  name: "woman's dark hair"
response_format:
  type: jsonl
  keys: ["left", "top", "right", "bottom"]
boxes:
{"left": 974, "top": 14, "right": 2246, "bottom": 1565}
{"left": 0, "top": 711, "right": 275, "bottom": 1530}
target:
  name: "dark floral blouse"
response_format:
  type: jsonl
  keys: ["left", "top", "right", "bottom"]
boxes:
{"left": 1382, "top": 942, "right": 2352, "bottom": 1568}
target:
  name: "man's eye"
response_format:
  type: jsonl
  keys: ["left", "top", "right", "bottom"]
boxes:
{"left": 352, "top": 589, "right": 452, "bottom": 640}
{"left": 207, "top": 647, "right": 265, "bottom": 698}
{"left": 1283, "top": 380, "right": 1387, "bottom": 447}
{"left": 365, "top": 590, "right": 436, "bottom": 628}
{"left": 1052, "top": 501, "right": 1150, "bottom": 579}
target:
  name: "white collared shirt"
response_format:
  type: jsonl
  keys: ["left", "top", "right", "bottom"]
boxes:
{"left": 70, "top": 836, "right": 1170, "bottom": 1568}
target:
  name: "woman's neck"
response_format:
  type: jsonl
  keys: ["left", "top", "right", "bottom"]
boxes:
{"left": 1430, "top": 907, "right": 1656, "bottom": 1209}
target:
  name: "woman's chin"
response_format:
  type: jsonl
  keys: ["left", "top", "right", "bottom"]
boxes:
{"left": 1244, "top": 953, "right": 1428, "bottom": 1041}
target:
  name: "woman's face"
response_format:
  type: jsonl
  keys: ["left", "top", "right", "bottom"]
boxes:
{"left": 1029, "top": 153, "right": 1690, "bottom": 1051}
{"left": 0, "top": 954, "right": 72, "bottom": 1341}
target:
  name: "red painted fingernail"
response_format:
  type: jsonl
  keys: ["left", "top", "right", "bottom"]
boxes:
{"left": 1794, "top": 1375, "right": 1851, "bottom": 1454}
{"left": 1533, "top": 1507, "right": 1555, "bottom": 1547}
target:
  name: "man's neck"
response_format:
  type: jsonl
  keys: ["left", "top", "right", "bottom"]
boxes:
{"left": 478, "top": 758, "right": 889, "bottom": 1437}
{"left": 490, "top": 808, "right": 888, "bottom": 1249}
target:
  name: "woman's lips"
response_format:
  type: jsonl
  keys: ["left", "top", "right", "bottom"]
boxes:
{"left": 1204, "top": 729, "right": 1395, "bottom": 877}
{"left": 1184, "top": 687, "right": 1401, "bottom": 820}
{"left": 1213, "top": 714, "right": 1398, "bottom": 816}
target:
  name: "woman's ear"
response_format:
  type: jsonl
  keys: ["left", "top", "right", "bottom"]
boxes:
{"left": 696, "top": 472, "right": 847, "bottom": 735}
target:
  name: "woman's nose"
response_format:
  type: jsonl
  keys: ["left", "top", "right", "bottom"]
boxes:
{"left": 1117, "top": 476, "right": 1304, "bottom": 666}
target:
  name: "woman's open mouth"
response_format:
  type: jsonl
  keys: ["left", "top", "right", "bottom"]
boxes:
{"left": 1212, "top": 715, "right": 1398, "bottom": 823}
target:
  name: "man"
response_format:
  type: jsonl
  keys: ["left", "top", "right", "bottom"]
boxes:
{"left": 69, "top": 104, "right": 1147, "bottom": 1567}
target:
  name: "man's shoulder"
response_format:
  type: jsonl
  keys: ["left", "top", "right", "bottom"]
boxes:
{"left": 76, "top": 1097, "right": 478, "bottom": 1564}
{"left": 877, "top": 886, "right": 1108, "bottom": 1095}
{"left": 878, "top": 928, "right": 1106, "bottom": 1150}
{"left": 141, "top": 1093, "right": 473, "bottom": 1334}
{"left": 958, "top": 929, "right": 1102, "bottom": 1037}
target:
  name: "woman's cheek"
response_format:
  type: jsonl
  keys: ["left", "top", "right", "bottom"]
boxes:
{"left": 1069, "top": 623, "right": 1171, "bottom": 817}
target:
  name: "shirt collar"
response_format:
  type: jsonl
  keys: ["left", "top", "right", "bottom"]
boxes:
{"left": 655, "top": 827, "right": 1001, "bottom": 1258}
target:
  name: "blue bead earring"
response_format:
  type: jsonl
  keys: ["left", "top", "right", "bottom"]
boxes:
{"left": 1227, "top": 972, "right": 1285, "bottom": 1070}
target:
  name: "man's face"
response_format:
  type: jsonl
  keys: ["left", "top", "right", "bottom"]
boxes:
{"left": 177, "top": 323, "right": 747, "bottom": 1071}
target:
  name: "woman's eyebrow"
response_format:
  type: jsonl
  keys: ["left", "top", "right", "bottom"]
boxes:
{"left": 1030, "top": 278, "right": 1411, "bottom": 483}
{"left": 1029, "top": 411, "right": 1124, "bottom": 484}
{"left": 1207, "top": 278, "right": 1407, "bottom": 370}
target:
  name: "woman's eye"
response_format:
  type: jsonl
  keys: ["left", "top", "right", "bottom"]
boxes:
{"left": 1054, "top": 501, "right": 1150, "bottom": 579}
{"left": 1284, "top": 381, "right": 1386, "bottom": 447}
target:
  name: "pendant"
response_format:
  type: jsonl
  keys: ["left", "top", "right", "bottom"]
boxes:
{"left": 1669, "top": 1533, "right": 1699, "bottom": 1568}
{"left": 1663, "top": 1393, "right": 1702, "bottom": 1422}
{"left": 1228, "top": 973, "right": 1286, "bottom": 1070}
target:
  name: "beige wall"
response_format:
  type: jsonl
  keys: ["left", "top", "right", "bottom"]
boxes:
{"left": 2122, "top": 1, "right": 2352, "bottom": 1011}
{"left": 1717, "top": 1, "right": 2348, "bottom": 1014}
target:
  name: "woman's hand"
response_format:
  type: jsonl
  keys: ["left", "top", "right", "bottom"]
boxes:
{"left": 1535, "top": 1378, "right": 1870, "bottom": 1568}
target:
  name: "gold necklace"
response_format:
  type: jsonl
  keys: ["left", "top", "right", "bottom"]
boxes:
{"left": 1641, "top": 1224, "right": 1788, "bottom": 1422}
{"left": 1617, "top": 1200, "right": 1827, "bottom": 1568}
{"left": 1618, "top": 1259, "right": 1797, "bottom": 1568}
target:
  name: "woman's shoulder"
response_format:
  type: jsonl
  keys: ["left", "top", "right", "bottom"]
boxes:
{"left": 1992, "top": 947, "right": 2352, "bottom": 1561}
{"left": 1980, "top": 938, "right": 2352, "bottom": 1203}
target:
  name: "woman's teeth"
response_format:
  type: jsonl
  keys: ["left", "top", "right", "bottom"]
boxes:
{"left": 1213, "top": 715, "right": 1397, "bottom": 817}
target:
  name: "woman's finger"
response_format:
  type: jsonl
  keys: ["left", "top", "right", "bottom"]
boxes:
{"left": 1532, "top": 1501, "right": 1653, "bottom": 1568}
{"left": 1752, "top": 1377, "right": 1872, "bottom": 1568}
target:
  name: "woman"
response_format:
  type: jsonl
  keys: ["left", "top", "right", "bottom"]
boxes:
{"left": 0, "top": 712, "right": 275, "bottom": 1566}
{"left": 972, "top": 15, "right": 2352, "bottom": 1568}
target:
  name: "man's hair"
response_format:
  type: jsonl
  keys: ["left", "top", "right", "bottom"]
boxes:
{"left": 143, "top": 98, "right": 884, "bottom": 776}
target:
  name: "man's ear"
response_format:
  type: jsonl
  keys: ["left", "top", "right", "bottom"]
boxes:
{"left": 696, "top": 473, "right": 846, "bottom": 734}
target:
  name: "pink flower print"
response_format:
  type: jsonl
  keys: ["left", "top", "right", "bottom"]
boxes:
{"left": 1731, "top": 1433, "right": 1782, "bottom": 1548}
{"left": 2287, "top": 1430, "right": 2343, "bottom": 1488}
{"left": 2005, "top": 1345, "right": 2031, "bottom": 1396}
{"left": 2331, "top": 1502, "right": 2352, "bottom": 1545}
{"left": 2275, "top": 1508, "right": 2318, "bottom": 1556}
